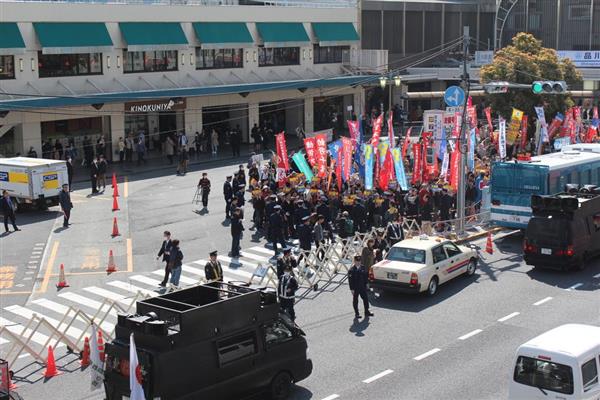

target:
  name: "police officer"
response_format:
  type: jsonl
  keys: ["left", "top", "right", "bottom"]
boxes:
{"left": 276, "top": 247, "right": 298, "bottom": 280}
{"left": 296, "top": 215, "right": 313, "bottom": 266}
{"left": 223, "top": 176, "right": 233, "bottom": 219}
{"left": 197, "top": 173, "right": 211, "bottom": 209}
{"left": 278, "top": 264, "right": 298, "bottom": 321}
{"left": 204, "top": 250, "right": 223, "bottom": 282}
{"left": 269, "top": 205, "right": 287, "bottom": 256}
{"left": 348, "top": 255, "right": 374, "bottom": 319}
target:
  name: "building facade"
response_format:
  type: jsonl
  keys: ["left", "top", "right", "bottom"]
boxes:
{"left": 0, "top": 0, "right": 369, "bottom": 158}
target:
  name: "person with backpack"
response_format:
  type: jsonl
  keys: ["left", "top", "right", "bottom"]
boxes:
{"left": 168, "top": 239, "right": 183, "bottom": 291}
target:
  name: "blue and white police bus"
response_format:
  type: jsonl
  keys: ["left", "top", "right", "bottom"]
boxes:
{"left": 490, "top": 149, "right": 600, "bottom": 228}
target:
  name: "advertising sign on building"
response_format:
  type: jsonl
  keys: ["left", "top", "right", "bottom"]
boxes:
{"left": 423, "top": 110, "right": 444, "bottom": 154}
{"left": 125, "top": 97, "right": 186, "bottom": 113}
{"left": 557, "top": 51, "right": 600, "bottom": 68}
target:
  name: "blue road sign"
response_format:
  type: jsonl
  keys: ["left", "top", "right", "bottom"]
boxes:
{"left": 444, "top": 86, "right": 465, "bottom": 107}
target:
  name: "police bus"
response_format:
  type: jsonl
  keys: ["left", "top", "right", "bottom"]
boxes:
{"left": 490, "top": 150, "right": 600, "bottom": 229}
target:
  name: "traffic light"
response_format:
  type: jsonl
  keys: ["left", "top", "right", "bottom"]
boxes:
{"left": 531, "top": 81, "right": 567, "bottom": 95}
{"left": 484, "top": 81, "right": 510, "bottom": 94}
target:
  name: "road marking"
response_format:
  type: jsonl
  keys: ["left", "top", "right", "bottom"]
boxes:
{"left": 127, "top": 238, "right": 133, "bottom": 272}
{"left": 129, "top": 274, "right": 162, "bottom": 287}
{"left": 533, "top": 297, "right": 553, "bottom": 306}
{"left": 32, "top": 298, "right": 114, "bottom": 332}
{"left": 124, "top": 176, "right": 129, "bottom": 198}
{"left": 232, "top": 251, "right": 270, "bottom": 263}
{"left": 182, "top": 264, "right": 205, "bottom": 276}
{"left": 458, "top": 329, "right": 483, "bottom": 340}
{"left": 58, "top": 292, "right": 109, "bottom": 312}
{"left": 35, "top": 243, "right": 45, "bottom": 246}
{"left": 29, "top": 255, "right": 41, "bottom": 259}
{"left": 362, "top": 369, "right": 394, "bottom": 383}
{"left": 593, "top": 273, "right": 600, "bottom": 279}
{"left": 151, "top": 270, "right": 197, "bottom": 285}
{"left": 4, "top": 304, "right": 84, "bottom": 339}
{"left": 217, "top": 255, "right": 259, "bottom": 270}
{"left": 413, "top": 348, "right": 441, "bottom": 361}
{"left": 321, "top": 395, "right": 340, "bottom": 400}
{"left": 498, "top": 312, "right": 520, "bottom": 322}
{"left": 108, "top": 280, "right": 156, "bottom": 297}
{"left": 28, "top": 261, "right": 38, "bottom": 264}
{"left": 566, "top": 283, "right": 583, "bottom": 291}
{"left": 83, "top": 286, "right": 128, "bottom": 304}
{"left": 39, "top": 241, "right": 59, "bottom": 293}
{"left": 0, "top": 316, "right": 63, "bottom": 347}
{"left": 31, "top": 251, "right": 43, "bottom": 255}
{"left": 249, "top": 246, "right": 276, "bottom": 256}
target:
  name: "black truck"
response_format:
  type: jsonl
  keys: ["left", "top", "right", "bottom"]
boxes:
{"left": 103, "top": 282, "right": 312, "bottom": 400}
{"left": 523, "top": 185, "right": 600, "bottom": 271}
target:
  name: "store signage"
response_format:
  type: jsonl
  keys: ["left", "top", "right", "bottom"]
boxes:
{"left": 557, "top": 51, "right": 600, "bottom": 68}
{"left": 474, "top": 51, "right": 494, "bottom": 66}
{"left": 125, "top": 97, "right": 186, "bottom": 113}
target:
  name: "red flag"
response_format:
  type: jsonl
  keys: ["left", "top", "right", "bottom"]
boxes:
{"left": 449, "top": 146, "right": 460, "bottom": 191}
{"left": 519, "top": 115, "right": 528, "bottom": 151}
{"left": 379, "top": 150, "right": 393, "bottom": 190}
{"left": 275, "top": 132, "right": 289, "bottom": 186}
{"left": 303, "top": 137, "right": 317, "bottom": 166}
{"left": 484, "top": 107, "right": 494, "bottom": 138}
{"left": 387, "top": 113, "right": 395, "bottom": 148}
{"left": 402, "top": 127, "right": 412, "bottom": 160}
{"left": 371, "top": 114, "right": 384, "bottom": 146}
{"left": 587, "top": 126, "right": 598, "bottom": 143}
{"left": 411, "top": 143, "right": 422, "bottom": 186}
{"left": 594, "top": 106, "right": 599, "bottom": 120}
{"left": 315, "top": 134, "right": 328, "bottom": 178}
{"left": 336, "top": 153, "right": 342, "bottom": 191}
{"left": 421, "top": 132, "right": 431, "bottom": 182}
{"left": 341, "top": 137, "right": 353, "bottom": 181}
{"left": 347, "top": 120, "right": 360, "bottom": 148}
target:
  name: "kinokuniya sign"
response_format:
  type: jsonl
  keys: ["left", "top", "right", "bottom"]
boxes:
{"left": 125, "top": 97, "right": 186, "bottom": 113}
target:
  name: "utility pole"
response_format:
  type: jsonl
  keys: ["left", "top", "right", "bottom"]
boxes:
{"left": 456, "top": 26, "right": 469, "bottom": 236}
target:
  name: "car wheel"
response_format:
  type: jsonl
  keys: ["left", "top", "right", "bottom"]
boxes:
{"left": 465, "top": 259, "right": 477, "bottom": 276}
{"left": 270, "top": 371, "right": 293, "bottom": 400}
{"left": 426, "top": 277, "right": 438, "bottom": 296}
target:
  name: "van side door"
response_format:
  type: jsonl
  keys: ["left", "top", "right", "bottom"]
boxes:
{"left": 430, "top": 245, "right": 448, "bottom": 283}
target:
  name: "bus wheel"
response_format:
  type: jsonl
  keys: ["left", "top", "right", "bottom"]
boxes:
{"left": 270, "top": 371, "right": 292, "bottom": 400}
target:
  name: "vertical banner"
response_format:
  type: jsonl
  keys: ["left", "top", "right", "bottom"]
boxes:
{"left": 378, "top": 141, "right": 389, "bottom": 167}
{"left": 379, "top": 150, "right": 393, "bottom": 191}
{"left": 315, "top": 134, "right": 328, "bottom": 178}
{"left": 387, "top": 113, "right": 395, "bottom": 148}
{"left": 484, "top": 107, "right": 494, "bottom": 137}
{"left": 354, "top": 118, "right": 365, "bottom": 177}
{"left": 411, "top": 143, "right": 422, "bottom": 186}
{"left": 292, "top": 152, "right": 314, "bottom": 181}
{"left": 587, "top": 125, "right": 598, "bottom": 143}
{"left": 402, "top": 127, "right": 412, "bottom": 160}
{"left": 275, "top": 132, "right": 289, "bottom": 186}
{"left": 547, "top": 112, "right": 564, "bottom": 139}
{"left": 391, "top": 148, "right": 408, "bottom": 190}
{"left": 423, "top": 110, "right": 444, "bottom": 156}
{"left": 90, "top": 324, "right": 103, "bottom": 391}
{"left": 560, "top": 109, "right": 573, "bottom": 138}
{"left": 467, "top": 103, "right": 477, "bottom": 129}
{"left": 364, "top": 144, "right": 374, "bottom": 190}
{"left": 438, "top": 127, "right": 447, "bottom": 161}
{"left": 370, "top": 114, "right": 384, "bottom": 146}
{"left": 440, "top": 152, "right": 449, "bottom": 181}
{"left": 468, "top": 128, "right": 476, "bottom": 172}
{"left": 341, "top": 137, "right": 353, "bottom": 181}
{"left": 336, "top": 152, "right": 343, "bottom": 191}
{"left": 347, "top": 120, "right": 360, "bottom": 148}
{"left": 506, "top": 108, "right": 524, "bottom": 145}
{"left": 499, "top": 117, "right": 507, "bottom": 159}
{"left": 519, "top": 115, "right": 529, "bottom": 151}
{"left": 594, "top": 106, "right": 599, "bottom": 120}
{"left": 449, "top": 145, "right": 459, "bottom": 191}
{"left": 303, "top": 137, "right": 317, "bottom": 166}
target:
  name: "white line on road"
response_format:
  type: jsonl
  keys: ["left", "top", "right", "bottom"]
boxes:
{"left": 498, "top": 312, "right": 520, "bottom": 322}
{"left": 362, "top": 369, "right": 394, "bottom": 383}
{"left": 413, "top": 348, "right": 441, "bottom": 361}
{"left": 458, "top": 329, "right": 483, "bottom": 340}
{"left": 533, "top": 297, "right": 553, "bottom": 306}
{"left": 566, "top": 283, "right": 583, "bottom": 291}
{"left": 594, "top": 273, "right": 600, "bottom": 279}
{"left": 321, "top": 395, "right": 340, "bottom": 400}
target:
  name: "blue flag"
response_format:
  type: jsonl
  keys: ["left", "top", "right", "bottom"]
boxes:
{"left": 438, "top": 127, "right": 447, "bottom": 161}
{"left": 468, "top": 128, "right": 476, "bottom": 172}
{"left": 364, "top": 144, "right": 374, "bottom": 190}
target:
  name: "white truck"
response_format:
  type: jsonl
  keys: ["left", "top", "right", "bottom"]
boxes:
{"left": 0, "top": 157, "right": 68, "bottom": 210}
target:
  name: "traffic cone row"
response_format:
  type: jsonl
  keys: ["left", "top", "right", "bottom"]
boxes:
{"left": 56, "top": 264, "right": 69, "bottom": 288}
{"left": 106, "top": 249, "right": 118, "bottom": 273}
{"left": 485, "top": 232, "right": 494, "bottom": 255}
{"left": 111, "top": 172, "right": 117, "bottom": 189}
{"left": 80, "top": 336, "right": 91, "bottom": 367}
{"left": 44, "top": 346, "right": 61, "bottom": 378}
{"left": 111, "top": 217, "right": 120, "bottom": 237}
{"left": 112, "top": 196, "right": 119, "bottom": 211}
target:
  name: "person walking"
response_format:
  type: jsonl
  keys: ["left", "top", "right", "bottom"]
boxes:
{"left": 278, "top": 264, "right": 298, "bottom": 321}
{"left": 136, "top": 137, "right": 146, "bottom": 165}
{"left": 97, "top": 155, "right": 107, "bottom": 191}
{"left": 313, "top": 215, "right": 325, "bottom": 260}
{"left": 197, "top": 173, "right": 211, "bottom": 209}
{"left": 176, "top": 145, "right": 189, "bottom": 176}
{"left": 204, "top": 250, "right": 223, "bottom": 283}
{"left": 269, "top": 205, "right": 287, "bottom": 256}
{"left": 211, "top": 128, "right": 219, "bottom": 156}
{"left": 66, "top": 157, "right": 74, "bottom": 189}
{"left": 296, "top": 215, "right": 312, "bottom": 266}
{"left": 348, "top": 255, "right": 373, "bottom": 319}
{"left": 90, "top": 157, "right": 99, "bottom": 194}
{"left": 58, "top": 184, "right": 73, "bottom": 228}
{"left": 118, "top": 137, "right": 125, "bottom": 163}
{"left": 1, "top": 190, "right": 19, "bottom": 233}
{"left": 386, "top": 215, "right": 405, "bottom": 246}
{"left": 223, "top": 175, "right": 233, "bottom": 219}
{"left": 125, "top": 134, "right": 134, "bottom": 162}
{"left": 156, "top": 231, "right": 172, "bottom": 287}
{"left": 276, "top": 247, "right": 297, "bottom": 280}
{"left": 230, "top": 208, "right": 244, "bottom": 257}
{"left": 165, "top": 135, "right": 175, "bottom": 165}
{"left": 167, "top": 239, "right": 183, "bottom": 291}
{"left": 361, "top": 239, "right": 376, "bottom": 270}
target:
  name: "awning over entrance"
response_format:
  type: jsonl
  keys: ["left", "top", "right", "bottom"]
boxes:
{"left": 33, "top": 23, "right": 113, "bottom": 55}
{"left": 0, "top": 23, "right": 25, "bottom": 55}
{"left": 311, "top": 22, "right": 359, "bottom": 46}
{"left": 193, "top": 22, "right": 254, "bottom": 49}
{"left": 255, "top": 22, "right": 310, "bottom": 48}
{"left": 119, "top": 22, "right": 188, "bottom": 52}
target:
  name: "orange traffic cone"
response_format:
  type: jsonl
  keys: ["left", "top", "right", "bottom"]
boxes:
{"left": 5, "top": 370, "right": 17, "bottom": 390}
{"left": 113, "top": 183, "right": 119, "bottom": 198}
{"left": 106, "top": 250, "right": 118, "bottom": 273}
{"left": 80, "top": 336, "right": 90, "bottom": 367}
{"left": 56, "top": 264, "right": 69, "bottom": 288}
{"left": 43, "top": 346, "right": 61, "bottom": 378}
{"left": 485, "top": 232, "right": 494, "bottom": 255}
{"left": 111, "top": 172, "right": 117, "bottom": 189}
{"left": 112, "top": 196, "right": 119, "bottom": 211}
{"left": 97, "top": 331, "right": 105, "bottom": 362}
{"left": 111, "top": 217, "right": 120, "bottom": 237}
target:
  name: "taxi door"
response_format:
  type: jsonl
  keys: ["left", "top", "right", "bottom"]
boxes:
{"left": 430, "top": 245, "right": 450, "bottom": 283}
{"left": 442, "top": 242, "right": 469, "bottom": 280}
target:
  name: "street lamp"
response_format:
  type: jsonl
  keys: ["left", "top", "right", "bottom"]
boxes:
{"left": 379, "top": 76, "right": 388, "bottom": 89}
{"left": 379, "top": 75, "right": 402, "bottom": 121}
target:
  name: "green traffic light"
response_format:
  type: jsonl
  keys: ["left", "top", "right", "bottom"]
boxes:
{"left": 532, "top": 82, "right": 543, "bottom": 94}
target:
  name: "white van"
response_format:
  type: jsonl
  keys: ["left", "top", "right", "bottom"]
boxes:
{"left": 509, "top": 324, "right": 600, "bottom": 399}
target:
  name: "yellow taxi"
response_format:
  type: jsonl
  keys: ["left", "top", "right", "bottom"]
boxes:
{"left": 369, "top": 235, "right": 478, "bottom": 296}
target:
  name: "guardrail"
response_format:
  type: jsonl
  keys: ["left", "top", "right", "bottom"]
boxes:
{"left": 3, "top": 0, "right": 357, "bottom": 7}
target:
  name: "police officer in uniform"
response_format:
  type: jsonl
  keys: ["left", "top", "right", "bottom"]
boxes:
{"left": 278, "top": 264, "right": 298, "bottom": 321}
{"left": 223, "top": 176, "right": 233, "bottom": 219}
{"left": 197, "top": 173, "right": 211, "bottom": 209}
{"left": 204, "top": 250, "right": 223, "bottom": 282}
{"left": 297, "top": 215, "right": 313, "bottom": 266}
{"left": 348, "top": 255, "right": 374, "bottom": 319}
{"left": 269, "top": 205, "right": 287, "bottom": 256}
{"left": 276, "top": 247, "right": 298, "bottom": 280}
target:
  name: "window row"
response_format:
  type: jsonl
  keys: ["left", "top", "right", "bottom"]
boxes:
{"left": 38, "top": 52, "right": 102, "bottom": 78}
{"left": 313, "top": 45, "right": 350, "bottom": 64}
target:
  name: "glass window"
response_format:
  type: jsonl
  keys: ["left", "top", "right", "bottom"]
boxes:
{"left": 258, "top": 47, "right": 299, "bottom": 67}
{"left": 217, "top": 332, "right": 257, "bottom": 366}
{"left": 582, "top": 358, "right": 598, "bottom": 392}
{"left": 38, "top": 52, "right": 102, "bottom": 78}
{"left": 264, "top": 320, "right": 293, "bottom": 348}
{"left": 442, "top": 243, "right": 462, "bottom": 258}
{"left": 593, "top": 213, "right": 600, "bottom": 231}
{"left": 0, "top": 56, "right": 15, "bottom": 80}
{"left": 513, "top": 356, "right": 574, "bottom": 395}
{"left": 314, "top": 45, "right": 349, "bottom": 64}
{"left": 123, "top": 50, "right": 178, "bottom": 73}
{"left": 195, "top": 48, "right": 243, "bottom": 70}
{"left": 431, "top": 246, "right": 447, "bottom": 264}
{"left": 386, "top": 247, "right": 426, "bottom": 264}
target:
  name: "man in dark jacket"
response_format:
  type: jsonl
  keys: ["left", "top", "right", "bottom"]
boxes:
{"left": 1, "top": 190, "right": 19, "bottom": 232}
{"left": 278, "top": 264, "right": 298, "bottom": 321}
{"left": 386, "top": 215, "right": 405, "bottom": 245}
{"left": 157, "top": 231, "right": 172, "bottom": 287}
{"left": 276, "top": 247, "right": 298, "bottom": 280}
{"left": 223, "top": 176, "right": 233, "bottom": 219}
{"left": 348, "top": 255, "right": 373, "bottom": 319}
{"left": 230, "top": 208, "right": 244, "bottom": 257}
{"left": 90, "top": 157, "right": 99, "bottom": 194}
{"left": 204, "top": 250, "right": 223, "bottom": 282}
{"left": 197, "top": 173, "right": 211, "bottom": 209}
{"left": 58, "top": 184, "right": 73, "bottom": 228}
{"left": 269, "top": 205, "right": 287, "bottom": 256}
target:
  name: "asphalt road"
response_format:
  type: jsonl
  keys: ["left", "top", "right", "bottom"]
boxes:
{"left": 2, "top": 158, "right": 599, "bottom": 400}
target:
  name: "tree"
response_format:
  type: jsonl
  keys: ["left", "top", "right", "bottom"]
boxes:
{"left": 480, "top": 33, "right": 582, "bottom": 121}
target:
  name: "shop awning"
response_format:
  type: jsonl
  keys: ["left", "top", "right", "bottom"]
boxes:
{"left": 0, "top": 23, "right": 26, "bottom": 55}
{"left": 33, "top": 23, "right": 113, "bottom": 55}
{"left": 119, "top": 22, "right": 188, "bottom": 52}
{"left": 256, "top": 23, "right": 310, "bottom": 48}
{"left": 193, "top": 22, "right": 253, "bottom": 49}
{"left": 311, "top": 22, "right": 359, "bottom": 46}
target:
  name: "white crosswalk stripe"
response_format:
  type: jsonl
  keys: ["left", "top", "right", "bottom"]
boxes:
{"left": 0, "top": 316, "right": 62, "bottom": 348}
{"left": 232, "top": 251, "right": 271, "bottom": 263}
{"left": 150, "top": 269, "right": 197, "bottom": 285}
{"left": 108, "top": 280, "right": 157, "bottom": 297}
{"left": 32, "top": 298, "right": 114, "bottom": 333}
{"left": 129, "top": 274, "right": 162, "bottom": 287}
{"left": 58, "top": 292, "right": 110, "bottom": 313}
{"left": 83, "top": 286, "right": 132, "bottom": 306}
{"left": 4, "top": 305, "right": 84, "bottom": 341}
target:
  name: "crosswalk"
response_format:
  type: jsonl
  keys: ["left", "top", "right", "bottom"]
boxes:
{"left": 0, "top": 242, "right": 327, "bottom": 365}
